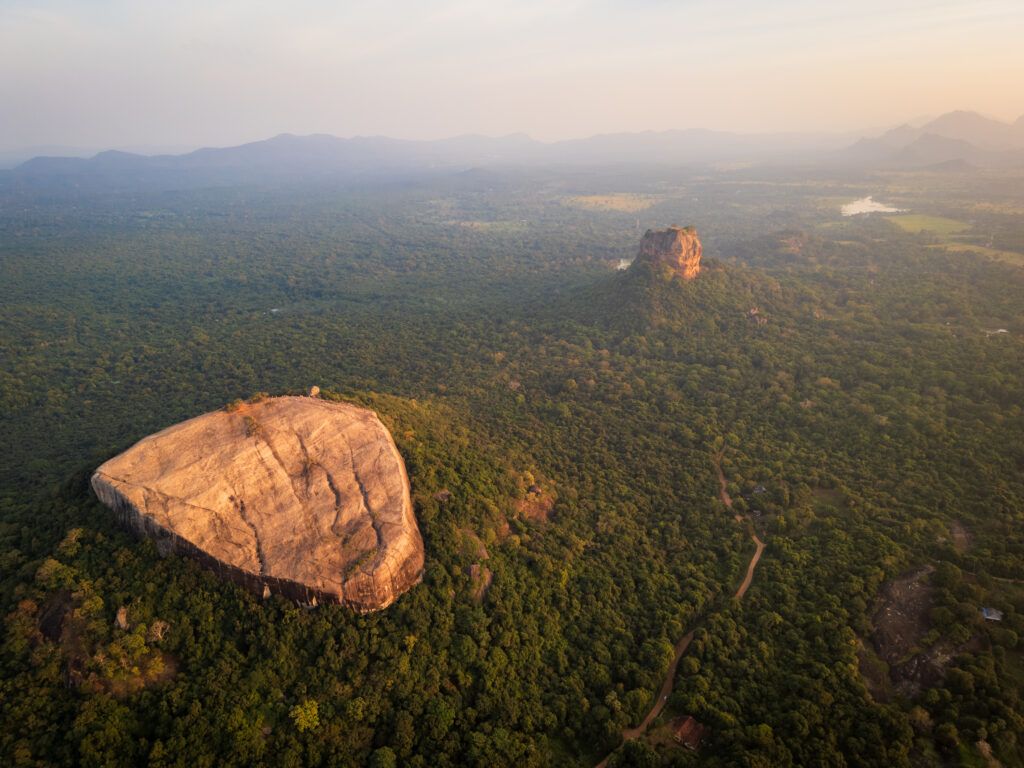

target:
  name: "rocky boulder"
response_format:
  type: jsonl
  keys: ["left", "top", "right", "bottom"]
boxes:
{"left": 632, "top": 226, "right": 702, "bottom": 279}
{"left": 91, "top": 396, "right": 424, "bottom": 612}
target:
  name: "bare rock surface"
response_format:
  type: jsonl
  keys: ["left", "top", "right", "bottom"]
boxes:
{"left": 632, "top": 225, "right": 702, "bottom": 279}
{"left": 91, "top": 396, "right": 424, "bottom": 611}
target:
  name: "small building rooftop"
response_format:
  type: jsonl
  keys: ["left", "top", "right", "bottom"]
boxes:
{"left": 672, "top": 715, "right": 707, "bottom": 751}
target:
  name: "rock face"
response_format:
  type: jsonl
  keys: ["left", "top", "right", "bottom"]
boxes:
{"left": 632, "top": 226, "right": 702, "bottom": 279}
{"left": 91, "top": 396, "right": 424, "bottom": 612}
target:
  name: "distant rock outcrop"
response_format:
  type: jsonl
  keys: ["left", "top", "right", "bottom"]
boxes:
{"left": 631, "top": 226, "right": 702, "bottom": 280}
{"left": 91, "top": 396, "right": 424, "bottom": 612}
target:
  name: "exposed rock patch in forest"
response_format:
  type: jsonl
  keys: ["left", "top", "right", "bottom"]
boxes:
{"left": 864, "top": 566, "right": 975, "bottom": 699}
{"left": 91, "top": 396, "right": 424, "bottom": 612}
{"left": 468, "top": 563, "right": 493, "bottom": 603}
{"left": 31, "top": 590, "right": 176, "bottom": 697}
{"left": 630, "top": 226, "right": 703, "bottom": 280}
{"left": 869, "top": 566, "right": 937, "bottom": 698}
{"left": 515, "top": 484, "right": 556, "bottom": 522}
{"left": 949, "top": 520, "right": 971, "bottom": 553}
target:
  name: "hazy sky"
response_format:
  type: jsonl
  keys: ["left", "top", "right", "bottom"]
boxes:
{"left": 2, "top": 0, "right": 1022, "bottom": 152}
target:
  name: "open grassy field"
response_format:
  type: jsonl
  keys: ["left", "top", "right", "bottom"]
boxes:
{"left": 449, "top": 219, "right": 529, "bottom": 233}
{"left": 563, "top": 193, "right": 658, "bottom": 212}
{"left": 889, "top": 214, "right": 971, "bottom": 236}
{"left": 928, "top": 243, "right": 1024, "bottom": 267}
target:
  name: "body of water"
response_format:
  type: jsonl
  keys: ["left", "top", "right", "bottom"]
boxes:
{"left": 841, "top": 196, "right": 905, "bottom": 216}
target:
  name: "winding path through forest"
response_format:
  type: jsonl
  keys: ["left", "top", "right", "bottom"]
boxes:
{"left": 594, "top": 453, "right": 765, "bottom": 767}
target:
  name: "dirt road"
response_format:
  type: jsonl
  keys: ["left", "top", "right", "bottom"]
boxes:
{"left": 716, "top": 452, "right": 766, "bottom": 600}
{"left": 734, "top": 534, "right": 765, "bottom": 599}
{"left": 624, "top": 631, "right": 695, "bottom": 738}
{"left": 595, "top": 454, "right": 766, "bottom": 766}
{"left": 714, "top": 452, "right": 743, "bottom": 523}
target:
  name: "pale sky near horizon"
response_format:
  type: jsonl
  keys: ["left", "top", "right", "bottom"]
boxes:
{"left": 1, "top": 0, "right": 1022, "bottom": 152}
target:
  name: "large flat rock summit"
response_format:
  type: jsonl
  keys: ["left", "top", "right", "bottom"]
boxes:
{"left": 91, "top": 396, "right": 424, "bottom": 611}
{"left": 632, "top": 226, "right": 702, "bottom": 280}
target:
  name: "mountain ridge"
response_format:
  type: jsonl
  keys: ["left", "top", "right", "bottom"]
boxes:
{"left": 9, "top": 110, "right": 1024, "bottom": 182}
{"left": 836, "top": 110, "right": 1024, "bottom": 168}
{"left": 8, "top": 127, "right": 856, "bottom": 180}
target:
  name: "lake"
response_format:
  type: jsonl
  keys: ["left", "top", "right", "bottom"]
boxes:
{"left": 841, "top": 196, "right": 905, "bottom": 216}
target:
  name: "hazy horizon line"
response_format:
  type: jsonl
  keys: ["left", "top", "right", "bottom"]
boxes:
{"left": 5, "top": 107, "right": 1022, "bottom": 162}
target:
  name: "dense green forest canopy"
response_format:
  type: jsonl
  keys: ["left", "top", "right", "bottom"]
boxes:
{"left": 1, "top": 164, "right": 1023, "bottom": 767}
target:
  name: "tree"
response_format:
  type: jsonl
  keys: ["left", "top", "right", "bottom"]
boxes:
{"left": 369, "top": 747, "right": 398, "bottom": 768}
{"left": 289, "top": 699, "right": 319, "bottom": 733}
{"left": 935, "top": 723, "right": 959, "bottom": 751}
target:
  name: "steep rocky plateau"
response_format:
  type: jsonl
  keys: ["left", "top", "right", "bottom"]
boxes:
{"left": 91, "top": 396, "right": 424, "bottom": 611}
{"left": 631, "top": 225, "right": 702, "bottom": 279}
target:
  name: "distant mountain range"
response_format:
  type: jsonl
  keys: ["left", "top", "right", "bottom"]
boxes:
{"left": 5, "top": 111, "right": 1023, "bottom": 187}
{"left": 838, "top": 110, "right": 1024, "bottom": 169}
{"left": 4, "top": 130, "right": 854, "bottom": 187}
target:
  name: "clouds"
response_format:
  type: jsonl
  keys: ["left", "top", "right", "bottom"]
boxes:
{"left": 1, "top": 0, "right": 1021, "bottom": 151}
